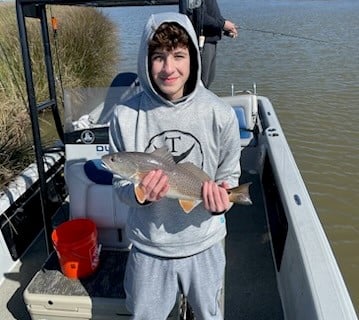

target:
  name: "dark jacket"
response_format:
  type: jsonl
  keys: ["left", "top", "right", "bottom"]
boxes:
{"left": 182, "top": 0, "right": 226, "bottom": 43}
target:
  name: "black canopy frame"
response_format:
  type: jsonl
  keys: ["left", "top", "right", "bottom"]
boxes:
{"left": 15, "top": 0, "right": 179, "bottom": 254}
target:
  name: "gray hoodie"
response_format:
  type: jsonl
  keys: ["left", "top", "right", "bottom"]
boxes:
{"left": 109, "top": 12, "right": 241, "bottom": 258}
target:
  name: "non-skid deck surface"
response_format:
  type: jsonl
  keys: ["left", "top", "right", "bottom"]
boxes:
{"left": 4, "top": 149, "right": 284, "bottom": 320}
{"left": 224, "top": 148, "right": 284, "bottom": 319}
{"left": 24, "top": 250, "right": 131, "bottom": 319}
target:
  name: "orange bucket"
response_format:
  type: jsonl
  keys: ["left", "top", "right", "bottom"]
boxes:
{"left": 52, "top": 218, "right": 100, "bottom": 279}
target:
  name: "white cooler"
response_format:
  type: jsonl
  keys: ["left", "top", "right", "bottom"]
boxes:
{"left": 24, "top": 250, "right": 179, "bottom": 319}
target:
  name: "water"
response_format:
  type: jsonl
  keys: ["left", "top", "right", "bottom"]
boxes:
{"left": 103, "top": 0, "right": 359, "bottom": 312}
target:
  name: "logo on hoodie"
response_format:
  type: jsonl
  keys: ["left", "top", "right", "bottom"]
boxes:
{"left": 145, "top": 130, "right": 204, "bottom": 169}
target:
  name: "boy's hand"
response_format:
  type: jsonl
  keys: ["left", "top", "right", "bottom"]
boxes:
{"left": 137, "top": 169, "right": 169, "bottom": 202}
{"left": 202, "top": 181, "right": 230, "bottom": 214}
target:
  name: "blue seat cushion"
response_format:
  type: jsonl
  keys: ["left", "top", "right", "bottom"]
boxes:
{"left": 84, "top": 159, "right": 113, "bottom": 185}
{"left": 234, "top": 106, "right": 252, "bottom": 139}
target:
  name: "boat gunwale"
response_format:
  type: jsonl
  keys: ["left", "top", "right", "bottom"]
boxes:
{"left": 258, "top": 96, "right": 357, "bottom": 319}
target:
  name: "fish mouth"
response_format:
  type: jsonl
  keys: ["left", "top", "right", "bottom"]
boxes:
{"left": 101, "top": 160, "right": 111, "bottom": 171}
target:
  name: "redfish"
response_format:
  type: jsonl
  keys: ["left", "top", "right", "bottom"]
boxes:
{"left": 102, "top": 147, "right": 252, "bottom": 213}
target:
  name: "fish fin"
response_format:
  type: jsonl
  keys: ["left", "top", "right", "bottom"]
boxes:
{"left": 177, "top": 162, "right": 210, "bottom": 182}
{"left": 179, "top": 199, "right": 199, "bottom": 214}
{"left": 135, "top": 171, "right": 148, "bottom": 181}
{"left": 228, "top": 182, "right": 253, "bottom": 205}
{"left": 151, "top": 146, "right": 176, "bottom": 165}
{"left": 135, "top": 185, "right": 146, "bottom": 204}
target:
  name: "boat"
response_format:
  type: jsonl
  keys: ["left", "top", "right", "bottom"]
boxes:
{"left": 0, "top": 0, "right": 357, "bottom": 319}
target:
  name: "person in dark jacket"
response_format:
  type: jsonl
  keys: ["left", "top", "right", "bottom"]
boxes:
{"left": 180, "top": 0, "right": 238, "bottom": 88}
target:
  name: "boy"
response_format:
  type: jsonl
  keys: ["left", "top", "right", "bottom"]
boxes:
{"left": 109, "top": 12, "right": 241, "bottom": 320}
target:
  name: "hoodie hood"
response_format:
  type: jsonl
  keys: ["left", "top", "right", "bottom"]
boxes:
{"left": 138, "top": 12, "right": 202, "bottom": 105}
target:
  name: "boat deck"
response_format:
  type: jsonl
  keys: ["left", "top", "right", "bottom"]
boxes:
{"left": 225, "top": 167, "right": 284, "bottom": 318}
{"left": 0, "top": 231, "right": 48, "bottom": 320}
{"left": 0, "top": 145, "right": 284, "bottom": 320}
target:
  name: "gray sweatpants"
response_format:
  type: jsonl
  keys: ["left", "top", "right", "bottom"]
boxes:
{"left": 124, "top": 242, "right": 226, "bottom": 320}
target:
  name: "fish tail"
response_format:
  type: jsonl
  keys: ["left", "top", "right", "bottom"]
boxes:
{"left": 228, "top": 182, "right": 252, "bottom": 205}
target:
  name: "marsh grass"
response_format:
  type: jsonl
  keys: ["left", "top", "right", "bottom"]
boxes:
{"left": 0, "top": 4, "right": 119, "bottom": 188}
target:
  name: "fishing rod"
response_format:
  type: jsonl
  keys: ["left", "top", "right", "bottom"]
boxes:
{"left": 239, "top": 26, "right": 332, "bottom": 45}
{"left": 50, "top": 10, "right": 65, "bottom": 108}
{"left": 239, "top": 26, "right": 357, "bottom": 50}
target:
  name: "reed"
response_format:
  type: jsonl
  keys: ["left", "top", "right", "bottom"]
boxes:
{"left": 0, "top": 4, "right": 119, "bottom": 188}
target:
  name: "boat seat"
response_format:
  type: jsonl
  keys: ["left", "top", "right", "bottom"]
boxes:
{"left": 234, "top": 106, "right": 254, "bottom": 145}
{"left": 65, "top": 159, "right": 131, "bottom": 249}
{"left": 64, "top": 72, "right": 141, "bottom": 249}
{"left": 221, "top": 94, "right": 258, "bottom": 147}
